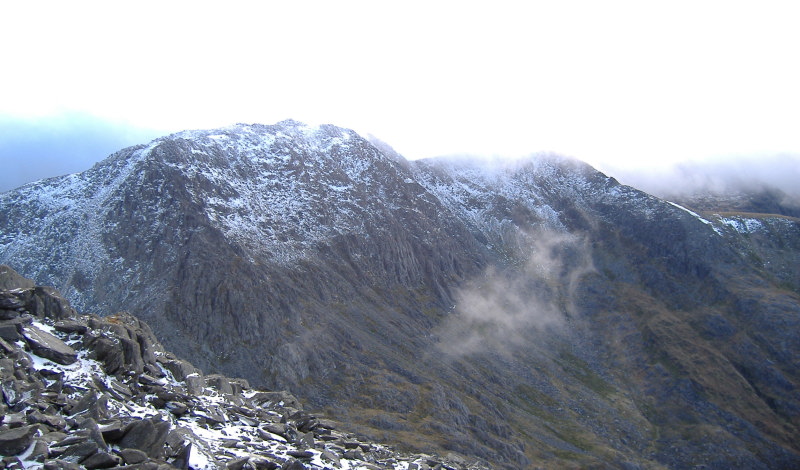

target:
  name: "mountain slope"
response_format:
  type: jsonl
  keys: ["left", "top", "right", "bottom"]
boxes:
{"left": 0, "top": 265, "right": 478, "bottom": 470}
{"left": 1, "top": 121, "right": 799, "bottom": 468}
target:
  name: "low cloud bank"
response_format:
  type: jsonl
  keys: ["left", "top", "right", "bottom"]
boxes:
{"left": 601, "top": 154, "right": 800, "bottom": 205}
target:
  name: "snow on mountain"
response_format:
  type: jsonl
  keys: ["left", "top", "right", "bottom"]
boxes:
{"left": 2, "top": 120, "right": 800, "bottom": 469}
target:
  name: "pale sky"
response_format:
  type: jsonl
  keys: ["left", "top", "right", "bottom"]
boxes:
{"left": 2, "top": 1, "right": 800, "bottom": 191}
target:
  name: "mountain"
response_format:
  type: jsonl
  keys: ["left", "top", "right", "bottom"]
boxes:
{"left": 0, "top": 265, "right": 475, "bottom": 470}
{"left": 1, "top": 120, "right": 799, "bottom": 468}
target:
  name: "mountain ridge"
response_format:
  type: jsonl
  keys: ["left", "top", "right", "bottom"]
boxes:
{"left": 2, "top": 121, "right": 799, "bottom": 468}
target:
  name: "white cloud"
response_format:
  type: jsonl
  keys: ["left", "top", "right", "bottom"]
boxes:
{"left": 1, "top": 0, "right": 799, "bottom": 172}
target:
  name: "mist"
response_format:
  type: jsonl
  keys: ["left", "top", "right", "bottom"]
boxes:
{"left": 0, "top": 112, "right": 164, "bottom": 193}
{"left": 436, "top": 230, "right": 595, "bottom": 357}
{"left": 598, "top": 154, "right": 800, "bottom": 207}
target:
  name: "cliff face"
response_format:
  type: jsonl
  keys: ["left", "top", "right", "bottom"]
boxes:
{"left": 1, "top": 121, "right": 799, "bottom": 468}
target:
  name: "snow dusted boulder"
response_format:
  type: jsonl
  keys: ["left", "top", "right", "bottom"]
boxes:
{"left": 20, "top": 323, "right": 77, "bottom": 365}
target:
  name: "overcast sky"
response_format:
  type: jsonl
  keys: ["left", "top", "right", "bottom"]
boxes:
{"left": 2, "top": 1, "right": 799, "bottom": 192}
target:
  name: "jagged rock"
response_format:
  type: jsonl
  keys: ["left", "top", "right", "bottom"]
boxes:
{"left": 226, "top": 456, "right": 250, "bottom": 470}
{"left": 0, "top": 424, "right": 39, "bottom": 455}
{"left": 165, "top": 401, "right": 189, "bottom": 416}
{"left": 53, "top": 320, "right": 88, "bottom": 335}
{"left": 43, "top": 459, "right": 83, "bottom": 470}
{"left": 250, "top": 391, "right": 302, "bottom": 411}
{"left": 55, "top": 439, "right": 99, "bottom": 464}
{"left": 68, "top": 391, "right": 109, "bottom": 420}
{"left": 1, "top": 379, "right": 23, "bottom": 407}
{"left": 161, "top": 358, "right": 196, "bottom": 381}
{"left": 27, "top": 410, "right": 67, "bottom": 430}
{"left": 118, "top": 417, "right": 171, "bottom": 459}
{"left": 280, "top": 460, "right": 306, "bottom": 470}
{"left": 321, "top": 448, "right": 341, "bottom": 466}
{"left": 0, "top": 322, "right": 21, "bottom": 341}
{"left": 80, "top": 451, "right": 120, "bottom": 469}
{"left": 251, "top": 458, "right": 279, "bottom": 470}
{"left": 184, "top": 373, "right": 205, "bottom": 395}
{"left": 28, "top": 439, "right": 50, "bottom": 462}
{"left": 97, "top": 420, "right": 126, "bottom": 443}
{"left": 20, "top": 325, "right": 77, "bottom": 365}
{"left": 78, "top": 418, "right": 109, "bottom": 451}
{"left": 0, "top": 266, "right": 35, "bottom": 290}
{"left": 27, "top": 286, "right": 77, "bottom": 320}
{"left": 117, "top": 448, "right": 148, "bottom": 464}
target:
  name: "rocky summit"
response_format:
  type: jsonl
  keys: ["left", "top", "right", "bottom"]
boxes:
{"left": 0, "top": 266, "right": 479, "bottom": 470}
{"left": 1, "top": 120, "right": 799, "bottom": 468}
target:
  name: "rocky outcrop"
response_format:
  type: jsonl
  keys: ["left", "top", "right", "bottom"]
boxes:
{"left": 0, "top": 267, "right": 487, "bottom": 470}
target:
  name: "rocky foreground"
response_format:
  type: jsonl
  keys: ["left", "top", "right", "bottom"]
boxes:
{"left": 0, "top": 266, "right": 484, "bottom": 470}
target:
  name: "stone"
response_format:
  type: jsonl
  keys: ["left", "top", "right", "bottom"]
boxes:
{"left": 68, "top": 391, "right": 109, "bottom": 420}
{"left": 85, "top": 334, "right": 124, "bottom": 375}
{"left": 281, "top": 460, "right": 306, "bottom": 470}
{"left": 27, "top": 410, "right": 67, "bottom": 431}
{"left": 29, "top": 439, "right": 50, "bottom": 462}
{"left": 20, "top": 325, "right": 77, "bottom": 365}
{"left": 251, "top": 458, "right": 280, "bottom": 470}
{"left": 1, "top": 380, "right": 23, "bottom": 407}
{"left": 321, "top": 449, "right": 341, "bottom": 466}
{"left": 81, "top": 451, "right": 120, "bottom": 469}
{"left": 0, "top": 322, "right": 20, "bottom": 341}
{"left": 161, "top": 359, "right": 196, "bottom": 381}
{"left": 167, "top": 441, "right": 191, "bottom": 470}
{"left": 226, "top": 456, "right": 250, "bottom": 470}
{"left": 97, "top": 420, "right": 126, "bottom": 442}
{"left": 204, "top": 374, "right": 234, "bottom": 395}
{"left": 0, "top": 425, "right": 38, "bottom": 456}
{"left": 165, "top": 401, "right": 189, "bottom": 416}
{"left": 28, "top": 286, "right": 76, "bottom": 321}
{"left": 286, "top": 450, "right": 313, "bottom": 460}
{"left": 119, "top": 417, "right": 171, "bottom": 458}
{"left": 53, "top": 320, "right": 88, "bottom": 335}
{"left": 250, "top": 391, "right": 302, "bottom": 410}
{"left": 185, "top": 373, "right": 205, "bottom": 395}
{"left": 118, "top": 448, "right": 149, "bottom": 464}
{"left": 0, "top": 266, "right": 35, "bottom": 290}
{"left": 79, "top": 418, "right": 109, "bottom": 451}
{"left": 43, "top": 459, "right": 83, "bottom": 470}
{"left": 57, "top": 440, "right": 99, "bottom": 464}
{"left": 3, "top": 457, "right": 25, "bottom": 470}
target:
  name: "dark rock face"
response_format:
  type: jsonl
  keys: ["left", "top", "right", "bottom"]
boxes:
{"left": 0, "top": 268, "right": 477, "bottom": 470}
{"left": 1, "top": 121, "right": 799, "bottom": 468}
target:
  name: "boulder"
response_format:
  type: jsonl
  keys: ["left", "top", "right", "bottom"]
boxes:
{"left": 80, "top": 451, "right": 120, "bottom": 469}
{"left": 20, "top": 325, "right": 77, "bottom": 365}
{"left": 161, "top": 359, "right": 196, "bottom": 381}
{"left": 0, "top": 322, "right": 21, "bottom": 341}
{"left": 0, "top": 266, "right": 35, "bottom": 290}
{"left": 118, "top": 448, "right": 148, "bottom": 464}
{"left": 56, "top": 439, "right": 99, "bottom": 464}
{"left": 28, "top": 286, "right": 76, "bottom": 320}
{"left": 118, "top": 417, "right": 171, "bottom": 459}
{"left": 53, "top": 320, "right": 88, "bottom": 335}
{"left": 281, "top": 460, "right": 306, "bottom": 470}
{"left": 226, "top": 456, "right": 250, "bottom": 470}
{"left": 79, "top": 418, "right": 109, "bottom": 451}
{"left": 0, "top": 424, "right": 39, "bottom": 456}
